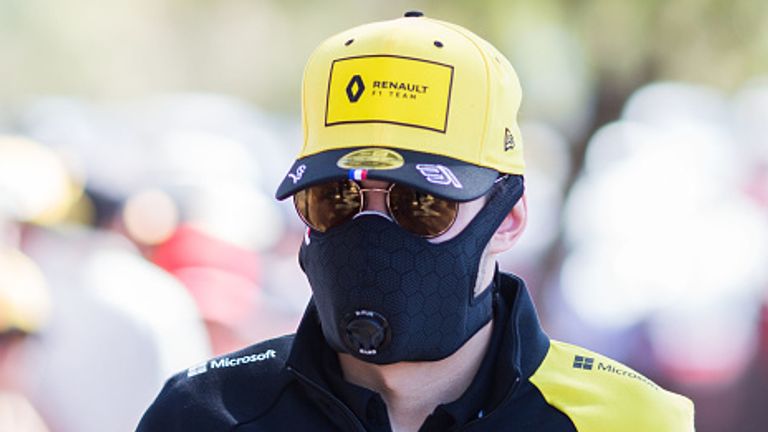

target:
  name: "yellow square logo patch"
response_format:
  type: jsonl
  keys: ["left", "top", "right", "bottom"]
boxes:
{"left": 325, "top": 55, "right": 454, "bottom": 133}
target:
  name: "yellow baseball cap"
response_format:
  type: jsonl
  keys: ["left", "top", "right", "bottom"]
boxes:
{"left": 276, "top": 11, "right": 525, "bottom": 202}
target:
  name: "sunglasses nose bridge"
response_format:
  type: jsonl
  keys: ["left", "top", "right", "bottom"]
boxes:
{"left": 358, "top": 186, "right": 392, "bottom": 214}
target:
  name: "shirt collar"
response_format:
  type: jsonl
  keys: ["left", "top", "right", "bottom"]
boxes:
{"left": 425, "top": 286, "right": 508, "bottom": 428}
{"left": 426, "top": 270, "right": 551, "bottom": 426}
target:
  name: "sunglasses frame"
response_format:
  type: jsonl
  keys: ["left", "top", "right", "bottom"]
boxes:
{"left": 294, "top": 180, "right": 459, "bottom": 239}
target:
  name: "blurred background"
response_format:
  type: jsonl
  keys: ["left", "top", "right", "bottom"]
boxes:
{"left": 1, "top": 0, "right": 766, "bottom": 431}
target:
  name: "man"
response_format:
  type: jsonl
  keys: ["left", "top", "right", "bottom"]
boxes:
{"left": 138, "top": 12, "right": 695, "bottom": 431}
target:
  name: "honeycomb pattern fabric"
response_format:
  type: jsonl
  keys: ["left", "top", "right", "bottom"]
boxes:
{"left": 299, "top": 176, "right": 523, "bottom": 364}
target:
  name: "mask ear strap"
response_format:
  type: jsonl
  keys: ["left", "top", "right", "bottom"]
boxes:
{"left": 447, "top": 175, "right": 524, "bottom": 245}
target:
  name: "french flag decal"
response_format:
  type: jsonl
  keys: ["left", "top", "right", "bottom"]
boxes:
{"left": 348, "top": 169, "right": 368, "bottom": 181}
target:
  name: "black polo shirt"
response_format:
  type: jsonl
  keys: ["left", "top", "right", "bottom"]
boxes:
{"left": 137, "top": 272, "right": 695, "bottom": 432}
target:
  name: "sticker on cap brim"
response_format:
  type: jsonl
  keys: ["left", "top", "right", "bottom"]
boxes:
{"left": 337, "top": 148, "right": 404, "bottom": 170}
{"left": 325, "top": 55, "right": 454, "bottom": 133}
{"left": 416, "top": 164, "right": 463, "bottom": 188}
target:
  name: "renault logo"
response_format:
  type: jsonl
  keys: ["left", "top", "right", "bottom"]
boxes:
{"left": 346, "top": 74, "right": 365, "bottom": 102}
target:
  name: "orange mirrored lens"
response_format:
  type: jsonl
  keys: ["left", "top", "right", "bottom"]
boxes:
{"left": 388, "top": 184, "right": 458, "bottom": 238}
{"left": 294, "top": 181, "right": 361, "bottom": 232}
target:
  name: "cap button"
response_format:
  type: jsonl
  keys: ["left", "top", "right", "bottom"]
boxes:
{"left": 403, "top": 10, "right": 424, "bottom": 17}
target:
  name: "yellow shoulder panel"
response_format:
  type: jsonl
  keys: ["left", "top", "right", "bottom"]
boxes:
{"left": 529, "top": 340, "right": 695, "bottom": 432}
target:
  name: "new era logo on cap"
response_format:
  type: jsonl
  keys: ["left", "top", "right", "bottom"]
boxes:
{"left": 573, "top": 355, "right": 594, "bottom": 370}
{"left": 504, "top": 128, "right": 515, "bottom": 151}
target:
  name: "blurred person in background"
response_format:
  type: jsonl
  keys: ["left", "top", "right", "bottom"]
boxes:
{"left": 0, "top": 248, "right": 51, "bottom": 432}
{"left": 139, "top": 12, "right": 694, "bottom": 432}
{"left": 17, "top": 187, "right": 213, "bottom": 432}
{"left": 0, "top": 134, "right": 212, "bottom": 432}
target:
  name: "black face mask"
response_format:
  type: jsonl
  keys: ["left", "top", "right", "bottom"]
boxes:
{"left": 299, "top": 176, "right": 523, "bottom": 364}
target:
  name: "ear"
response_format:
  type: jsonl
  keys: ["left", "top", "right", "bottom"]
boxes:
{"left": 487, "top": 193, "right": 527, "bottom": 255}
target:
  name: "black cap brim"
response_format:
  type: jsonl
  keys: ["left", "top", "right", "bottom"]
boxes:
{"left": 275, "top": 147, "right": 502, "bottom": 202}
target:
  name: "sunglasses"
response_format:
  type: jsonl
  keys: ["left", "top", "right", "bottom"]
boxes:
{"left": 293, "top": 180, "right": 460, "bottom": 238}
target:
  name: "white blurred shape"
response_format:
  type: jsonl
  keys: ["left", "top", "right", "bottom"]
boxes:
{"left": 154, "top": 131, "right": 257, "bottom": 185}
{"left": 732, "top": 77, "right": 768, "bottom": 162}
{"left": 187, "top": 182, "right": 284, "bottom": 251}
{"left": 562, "top": 194, "right": 768, "bottom": 329}
{"left": 682, "top": 198, "right": 768, "bottom": 301}
{"left": 561, "top": 82, "right": 768, "bottom": 330}
{"left": 21, "top": 98, "right": 141, "bottom": 199}
{"left": 22, "top": 228, "right": 210, "bottom": 432}
{"left": 623, "top": 81, "right": 728, "bottom": 129}
{"left": 122, "top": 189, "right": 179, "bottom": 245}
{"left": 582, "top": 121, "right": 659, "bottom": 173}
{"left": 648, "top": 299, "right": 759, "bottom": 386}
{"left": 566, "top": 121, "right": 739, "bottom": 246}
{"left": 561, "top": 243, "right": 654, "bottom": 328}
{"left": 81, "top": 249, "right": 211, "bottom": 375}
{"left": 519, "top": 121, "right": 572, "bottom": 188}
{"left": 0, "top": 136, "right": 75, "bottom": 223}
{"left": 20, "top": 99, "right": 100, "bottom": 153}
{"left": 143, "top": 93, "right": 262, "bottom": 135}
{"left": 140, "top": 92, "right": 298, "bottom": 191}
{"left": 501, "top": 123, "right": 570, "bottom": 262}
{"left": 507, "top": 24, "right": 594, "bottom": 140}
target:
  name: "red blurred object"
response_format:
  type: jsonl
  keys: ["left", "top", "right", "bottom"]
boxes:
{"left": 744, "top": 163, "right": 768, "bottom": 209}
{"left": 149, "top": 224, "right": 262, "bottom": 353}
{"left": 150, "top": 224, "right": 260, "bottom": 282}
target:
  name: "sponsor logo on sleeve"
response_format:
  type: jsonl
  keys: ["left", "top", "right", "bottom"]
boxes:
{"left": 572, "top": 355, "right": 594, "bottom": 370}
{"left": 187, "top": 361, "right": 208, "bottom": 377}
{"left": 572, "top": 354, "right": 659, "bottom": 390}
{"left": 187, "top": 349, "right": 278, "bottom": 377}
